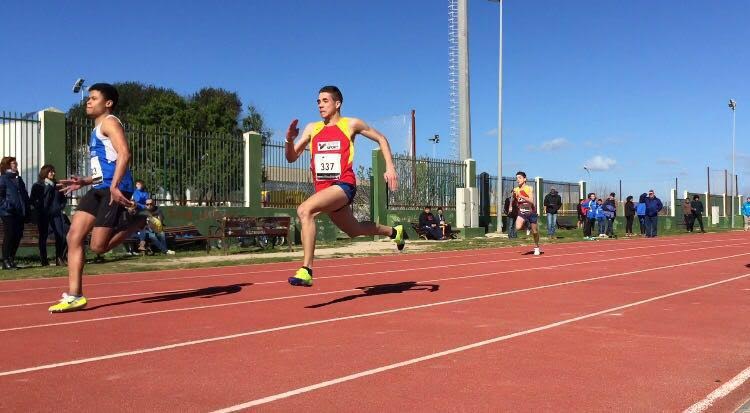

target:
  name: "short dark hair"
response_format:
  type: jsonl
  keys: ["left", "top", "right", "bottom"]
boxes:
{"left": 424, "top": 205, "right": 431, "bottom": 209}
{"left": 38, "top": 164, "right": 55, "bottom": 183}
{"left": 626, "top": 195, "right": 633, "bottom": 201}
{"left": 693, "top": 195, "right": 700, "bottom": 200}
{"left": 319, "top": 85, "right": 343, "bottom": 103}
{"left": 516, "top": 171, "right": 526, "bottom": 178}
{"left": 609, "top": 192, "right": 616, "bottom": 197}
{"left": 587, "top": 192, "right": 596, "bottom": 198}
{"left": 437, "top": 207, "right": 443, "bottom": 211}
{"left": 88, "top": 83, "right": 119, "bottom": 110}
{"left": 135, "top": 179, "right": 144, "bottom": 185}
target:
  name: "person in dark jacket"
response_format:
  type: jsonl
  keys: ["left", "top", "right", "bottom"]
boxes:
{"left": 435, "top": 207, "right": 452, "bottom": 239}
{"left": 602, "top": 192, "right": 617, "bottom": 237}
{"left": 583, "top": 193, "right": 597, "bottom": 240}
{"left": 30, "top": 165, "right": 68, "bottom": 266}
{"left": 690, "top": 195, "right": 705, "bottom": 233}
{"left": 503, "top": 192, "right": 518, "bottom": 238}
{"left": 543, "top": 188, "right": 562, "bottom": 238}
{"left": 643, "top": 190, "right": 663, "bottom": 238}
{"left": 0, "top": 157, "right": 30, "bottom": 269}
{"left": 576, "top": 198, "right": 585, "bottom": 229}
{"left": 624, "top": 195, "right": 635, "bottom": 237}
{"left": 418, "top": 206, "right": 444, "bottom": 240}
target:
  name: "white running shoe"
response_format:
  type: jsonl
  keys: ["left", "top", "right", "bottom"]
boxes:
{"left": 533, "top": 247, "right": 541, "bottom": 256}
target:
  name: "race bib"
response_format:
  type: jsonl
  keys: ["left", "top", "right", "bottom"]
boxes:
{"left": 90, "top": 156, "right": 103, "bottom": 185}
{"left": 314, "top": 153, "right": 341, "bottom": 180}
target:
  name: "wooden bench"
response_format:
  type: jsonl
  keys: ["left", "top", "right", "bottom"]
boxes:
{"left": 216, "top": 216, "right": 292, "bottom": 253}
{"left": 124, "top": 225, "right": 216, "bottom": 254}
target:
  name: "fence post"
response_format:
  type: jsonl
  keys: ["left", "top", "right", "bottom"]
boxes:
{"left": 670, "top": 188, "right": 676, "bottom": 217}
{"left": 371, "top": 149, "right": 387, "bottom": 229}
{"left": 38, "top": 109, "right": 66, "bottom": 178}
{"left": 535, "top": 176, "right": 544, "bottom": 214}
{"left": 243, "top": 132, "right": 262, "bottom": 211}
{"left": 704, "top": 192, "right": 710, "bottom": 227}
{"left": 579, "top": 180, "right": 587, "bottom": 200}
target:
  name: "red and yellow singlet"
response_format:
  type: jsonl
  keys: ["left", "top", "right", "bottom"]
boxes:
{"left": 309, "top": 117, "right": 356, "bottom": 192}
{"left": 513, "top": 184, "right": 536, "bottom": 213}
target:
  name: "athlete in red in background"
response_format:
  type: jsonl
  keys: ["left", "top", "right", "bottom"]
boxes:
{"left": 513, "top": 171, "right": 542, "bottom": 255}
{"left": 284, "top": 86, "right": 405, "bottom": 286}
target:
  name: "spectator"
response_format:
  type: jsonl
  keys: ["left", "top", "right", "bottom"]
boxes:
{"left": 435, "top": 207, "right": 453, "bottom": 239}
{"left": 690, "top": 194, "right": 705, "bottom": 233}
{"left": 636, "top": 193, "right": 647, "bottom": 236}
{"left": 503, "top": 192, "right": 518, "bottom": 239}
{"left": 583, "top": 193, "right": 597, "bottom": 240}
{"left": 543, "top": 187, "right": 562, "bottom": 239}
{"left": 29, "top": 165, "right": 68, "bottom": 267}
{"left": 137, "top": 199, "right": 175, "bottom": 255}
{"left": 624, "top": 195, "right": 635, "bottom": 237}
{"left": 681, "top": 199, "right": 694, "bottom": 232}
{"left": 418, "top": 206, "right": 444, "bottom": 240}
{"left": 603, "top": 192, "right": 617, "bottom": 237}
{"left": 132, "top": 180, "right": 150, "bottom": 211}
{"left": 644, "top": 190, "right": 663, "bottom": 238}
{"left": 576, "top": 198, "right": 585, "bottom": 229}
{"left": 595, "top": 198, "right": 607, "bottom": 237}
{"left": 743, "top": 197, "right": 750, "bottom": 231}
{"left": 0, "top": 157, "right": 30, "bottom": 270}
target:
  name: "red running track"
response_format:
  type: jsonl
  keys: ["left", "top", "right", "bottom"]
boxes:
{"left": 1, "top": 232, "right": 750, "bottom": 412}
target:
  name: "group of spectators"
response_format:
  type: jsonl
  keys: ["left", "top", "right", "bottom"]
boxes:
{"left": 417, "top": 206, "right": 453, "bottom": 240}
{"left": 0, "top": 155, "right": 174, "bottom": 270}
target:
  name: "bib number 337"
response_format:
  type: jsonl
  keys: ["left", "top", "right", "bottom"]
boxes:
{"left": 314, "top": 153, "right": 341, "bottom": 180}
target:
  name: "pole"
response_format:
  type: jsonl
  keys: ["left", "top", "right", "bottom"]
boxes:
{"left": 675, "top": 177, "right": 678, "bottom": 200}
{"left": 410, "top": 109, "right": 417, "bottom": 191}
{"left": 495, "top": 0, "right": 503, "bottom": 232}
{"left": 725, "top": 169, "right": 729, "bottom": 218}
{"left": 707, "top": 166, "right": 711, "bottom": 221}
{"left": 618, "top": 179, "right": 622, "bottom": 202}
{"left": 732, "top": 104, "right": 739, "bottom": 229}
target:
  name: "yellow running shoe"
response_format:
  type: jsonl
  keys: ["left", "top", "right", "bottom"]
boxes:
{"left": 288, "top": 267, "right": 313, "bottom": 287}
{"left": 393, "top": 224, "right": 405, "bottom": 251}
{"left": 48, "top": 293, "right": 87, "bottom": 313}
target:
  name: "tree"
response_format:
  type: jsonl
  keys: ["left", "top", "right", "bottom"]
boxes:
{"left": 241, "top": 104, "right": 273, "bottom": 138}
{"left": 65, "top": 82, "right": 268, "bottom": 205}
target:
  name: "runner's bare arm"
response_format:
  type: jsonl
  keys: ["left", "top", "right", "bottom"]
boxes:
{"left": 101, "top": 117, "right": 133, "bottom": 207}
{"left": 285, "top": 119, "right": 312, "bottom": 162}
{"left": 350, "top": 118, "right": 398, "bottom": 191}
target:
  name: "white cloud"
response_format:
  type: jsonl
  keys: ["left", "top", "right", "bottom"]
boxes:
{"left": 584, "top": 155, "right": 617, "bottom": 171}
{"left": 656, "top": 158, "right": 679, "bottom": 165}
{"left": 534, "top": 137, "right": 570, "bottom": 152}
{"left": 485, "top": 128, "right": 498, "bottom": 136}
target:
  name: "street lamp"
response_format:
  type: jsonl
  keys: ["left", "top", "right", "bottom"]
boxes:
{"left": 729, "top": 98, "right": 737, "bottom": 229}
{"left": 487, "top": 0, "right": 503, "bottom": 232}
{"left": 428, "top": 134, "right": 440, "bottom": 158}
{"left": 72, "top": 78, "right": 86, "bottom": 101}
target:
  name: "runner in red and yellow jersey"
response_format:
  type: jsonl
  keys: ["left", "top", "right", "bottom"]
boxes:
{"left": 513, "top": 171, "right": 542, "bottom": 255}
{"left": 284, "top": 86, "right": 405, "bottom": 286}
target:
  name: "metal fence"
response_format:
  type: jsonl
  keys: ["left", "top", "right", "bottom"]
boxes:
{"left": 480, "top": 175, "right": 517, "bottom": 216}
{"left": 388, "top": 154, "right": 465, "bottom": 210}
{"left": 66, "top": 117, "right": 245, "bottom": 205}
{"left": 260, "top": 139, "right": 314, "bottom": 209}
{"left": 0, "top": 111, "right": 41, "bottom": 188}
{"left": 541, "top": 180, "right": 581, "bottom": 215}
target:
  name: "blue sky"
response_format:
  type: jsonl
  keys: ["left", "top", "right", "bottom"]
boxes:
{"left": 1, "top": 0, "right": 748, "bottom": 199}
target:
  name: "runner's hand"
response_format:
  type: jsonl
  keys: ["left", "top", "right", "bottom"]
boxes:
{"left": 109, "top": 186, "right": 133, "bottom": 207}
{"left": 384, "top": 167, "right": 398, "bottom": 191}
{"left": 58, "top": 176, "right": 85, "bottom": 194}
{"left": 286, "top": 119, "right": 299, "bottom": 142}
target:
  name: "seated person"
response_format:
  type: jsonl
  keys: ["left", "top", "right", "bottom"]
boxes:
{"left": 435, "top": 207, "right": 453, "bottom": 238}
{"left": 137, "top": 199, "right": 175, "bottom": 255}
{"left": 418, "top": 206, "right": 445, "bottom": 240}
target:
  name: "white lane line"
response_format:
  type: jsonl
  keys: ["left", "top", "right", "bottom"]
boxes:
{"left": 1, "top": 236, "right": 741, "bottom": 297}
{"left": 1, "top": 252, "right": 747, "bottom": 377}
{"left": 683, "top": 365, "right": 750, "bottom": 413}
{"left": 210, "top": 273, "right": 750, "bottom": 411}
{"left": 2, "top": 246, "right": 745, "bottom": 332}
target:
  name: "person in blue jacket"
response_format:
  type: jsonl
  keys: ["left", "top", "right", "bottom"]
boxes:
{"left": 583, "top": 193, "right": 597, "bottom": 240}
{"left": 0, "top": 156, "right": 30, "bottom": 270}
{"left": 643, "top": 189, "right": 663, "bottom": 238}
{"left": 132, "top": 180, "right": 150, "bottom": 210}
{"left": 743, "top": 197, "right": 750, "bottom": 231}
{"left": 636, "top": 193, "right": 647, "bottom": 236}
{"left": 594, "top": 199, "right": 607, "bottom": 237}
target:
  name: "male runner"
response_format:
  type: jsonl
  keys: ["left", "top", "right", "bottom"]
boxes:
{"left": 513, "top": 171, "right": 542, "bottom": 255}
{"left": 49, "top": 83, "right": 145, "bottom": 312}
{"left": 285, "top": 86, "right": 405, "bottom": 286}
